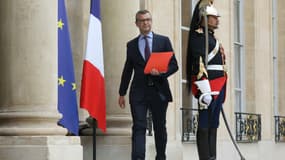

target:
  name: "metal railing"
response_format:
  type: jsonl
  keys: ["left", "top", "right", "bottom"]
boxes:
{"left": 181, "top": 108, "right": 199, "bottom": 142}
{"left": 274, "top": 116, "right": 285, "bottom": 142}
{"left": 235, "top": 112, "right": 261, "bottom": 142}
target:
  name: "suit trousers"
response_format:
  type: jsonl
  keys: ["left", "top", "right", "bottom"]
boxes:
{"left": 130, "top": 86, "right": 168, "bottom": 160}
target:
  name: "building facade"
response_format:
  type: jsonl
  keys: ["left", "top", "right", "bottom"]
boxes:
{"left": 0, "top": 0, "right": 285, "bottom": 160}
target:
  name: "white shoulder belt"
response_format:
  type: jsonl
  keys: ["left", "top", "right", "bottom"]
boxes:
{"left": 207, "top": 40, "right": 219, "bottom": 63}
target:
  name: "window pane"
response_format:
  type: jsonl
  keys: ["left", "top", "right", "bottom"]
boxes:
{"left": 234, "top": 0, "right": 244, "bottom": 112}
{"left": 234, "top": 0, "right": 241, "bottom": 42}
{"left": 234, "top": 45, "right": 241, "bottom": 88}
{"left": 182, "top": 83, "right": 192, "bottom": 108}
{"left": 235, "top": 90, "right": 242, "bottom": 111}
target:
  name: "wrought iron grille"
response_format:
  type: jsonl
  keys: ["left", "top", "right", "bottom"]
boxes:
{"left": 181, "top": 108, "right": 199, "bottom": 142}
{"left": 274, "top": 116, "right": 285, "bottom": 142}
{"left": 235, "top": 112, "right": 261, "bottom": 142}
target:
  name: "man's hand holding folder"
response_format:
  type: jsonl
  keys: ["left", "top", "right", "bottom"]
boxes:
{"left": 144, "top": 52, "right": 173, "bottom": 74}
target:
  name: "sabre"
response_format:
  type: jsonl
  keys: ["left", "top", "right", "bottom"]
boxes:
{"left": 204, "top": 12, "right": 209, "bottom": 68}
{"left": 221, "top": 108, "right": 246, "bottom": 160}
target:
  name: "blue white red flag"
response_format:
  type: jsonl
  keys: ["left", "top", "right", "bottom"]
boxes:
{"left": 80, "top": 0, "right": 106, "bottom": 133}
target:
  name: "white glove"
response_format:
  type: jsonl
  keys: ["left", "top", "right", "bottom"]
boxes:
{"left": 202, "top": 94, "right": 212, "bottom": 106}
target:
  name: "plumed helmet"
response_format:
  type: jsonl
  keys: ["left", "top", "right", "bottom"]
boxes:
{"left": 190, "top": 0, "right": 219, "bottom": 31}
{"left": 204, "top": 5, "right": 220, "bottom": 17}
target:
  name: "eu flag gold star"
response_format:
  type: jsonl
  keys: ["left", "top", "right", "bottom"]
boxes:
{"left": 58, "top": 19, "right": 64, "bottom": 30}
{"left": 72, "top": 83, "right": 76, "bottom": 90}
{"left": 58, "top": 76, "right": 66, "bottom": 86}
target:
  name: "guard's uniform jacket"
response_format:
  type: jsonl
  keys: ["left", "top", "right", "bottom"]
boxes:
{"left": 189, "top": 27, "right": 227, "bottom": 102}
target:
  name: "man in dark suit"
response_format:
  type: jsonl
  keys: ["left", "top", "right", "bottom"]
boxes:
{"left": 118, "top": 10, "right": 178, "bottom": 160}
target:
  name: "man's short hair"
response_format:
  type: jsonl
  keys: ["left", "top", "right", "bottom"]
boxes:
{"left": 135, "top": 9, "right": 151, "bottom": 22}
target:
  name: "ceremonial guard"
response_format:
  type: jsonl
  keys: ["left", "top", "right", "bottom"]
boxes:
{"left": 186, "top": 1, "right": 227, "bottom": 159}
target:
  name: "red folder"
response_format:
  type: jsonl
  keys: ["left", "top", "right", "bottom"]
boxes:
{"left": 144, "top": 52, "right": 173, "bottom": 74}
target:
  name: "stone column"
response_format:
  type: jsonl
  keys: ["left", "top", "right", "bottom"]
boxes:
{"left": 0, "top": 0, "right": 82, "bottom": 160}
{"left": 0, "top": 0, "right": 65, "bottom": 136}
{"left": 278, "top": 0, "right": 285, "bottom": 114}
{"left": 254, "top": 0, "right": 273, "bottom": 140}
{"left": 244, "top": 0, "right": 256, "bottom": 112}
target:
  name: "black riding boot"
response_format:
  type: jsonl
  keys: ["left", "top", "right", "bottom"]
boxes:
{"left": 197, "top": 128, "right": 210, "bottom": 160}
{"left": 209, "top": 128, "right": 217, "bottom": 160}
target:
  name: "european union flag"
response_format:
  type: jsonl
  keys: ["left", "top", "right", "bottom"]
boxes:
{"left": 57, "top": 0, "right": 79, "bottom": 135}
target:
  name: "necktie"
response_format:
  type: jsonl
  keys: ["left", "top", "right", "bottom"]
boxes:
{"left": 144, "top": 36, "right": 150, "bottom": 61}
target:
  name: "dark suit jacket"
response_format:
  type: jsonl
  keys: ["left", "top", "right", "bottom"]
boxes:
{"left": 119, "top": 33, "right": 178, "bottom": 103}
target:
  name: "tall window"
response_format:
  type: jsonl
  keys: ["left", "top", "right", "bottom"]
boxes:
{"left": 234, "top": 0, "right": 245, "bottom": 112}
{"left": 272, "top": 0, "right": 278, "bottom": 115}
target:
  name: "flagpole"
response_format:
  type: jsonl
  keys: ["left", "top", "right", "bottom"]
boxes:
{"left": 93, "top": 118, "right": 97, "bottom": 160}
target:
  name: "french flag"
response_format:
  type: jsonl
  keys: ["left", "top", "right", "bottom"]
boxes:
{"left": 80, "top": 0, "right": 106, "bottom": 133}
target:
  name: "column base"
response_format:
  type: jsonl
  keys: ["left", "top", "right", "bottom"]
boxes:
{"left": 0, "top": 110, "right": 67, "bottom": 136}
{"left": 0, "top": 136, "right": 82, "bottom": 160}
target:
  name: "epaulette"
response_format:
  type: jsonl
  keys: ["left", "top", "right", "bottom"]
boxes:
{"left": 195, "top": 28, "right": 204, "bottom": 34}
